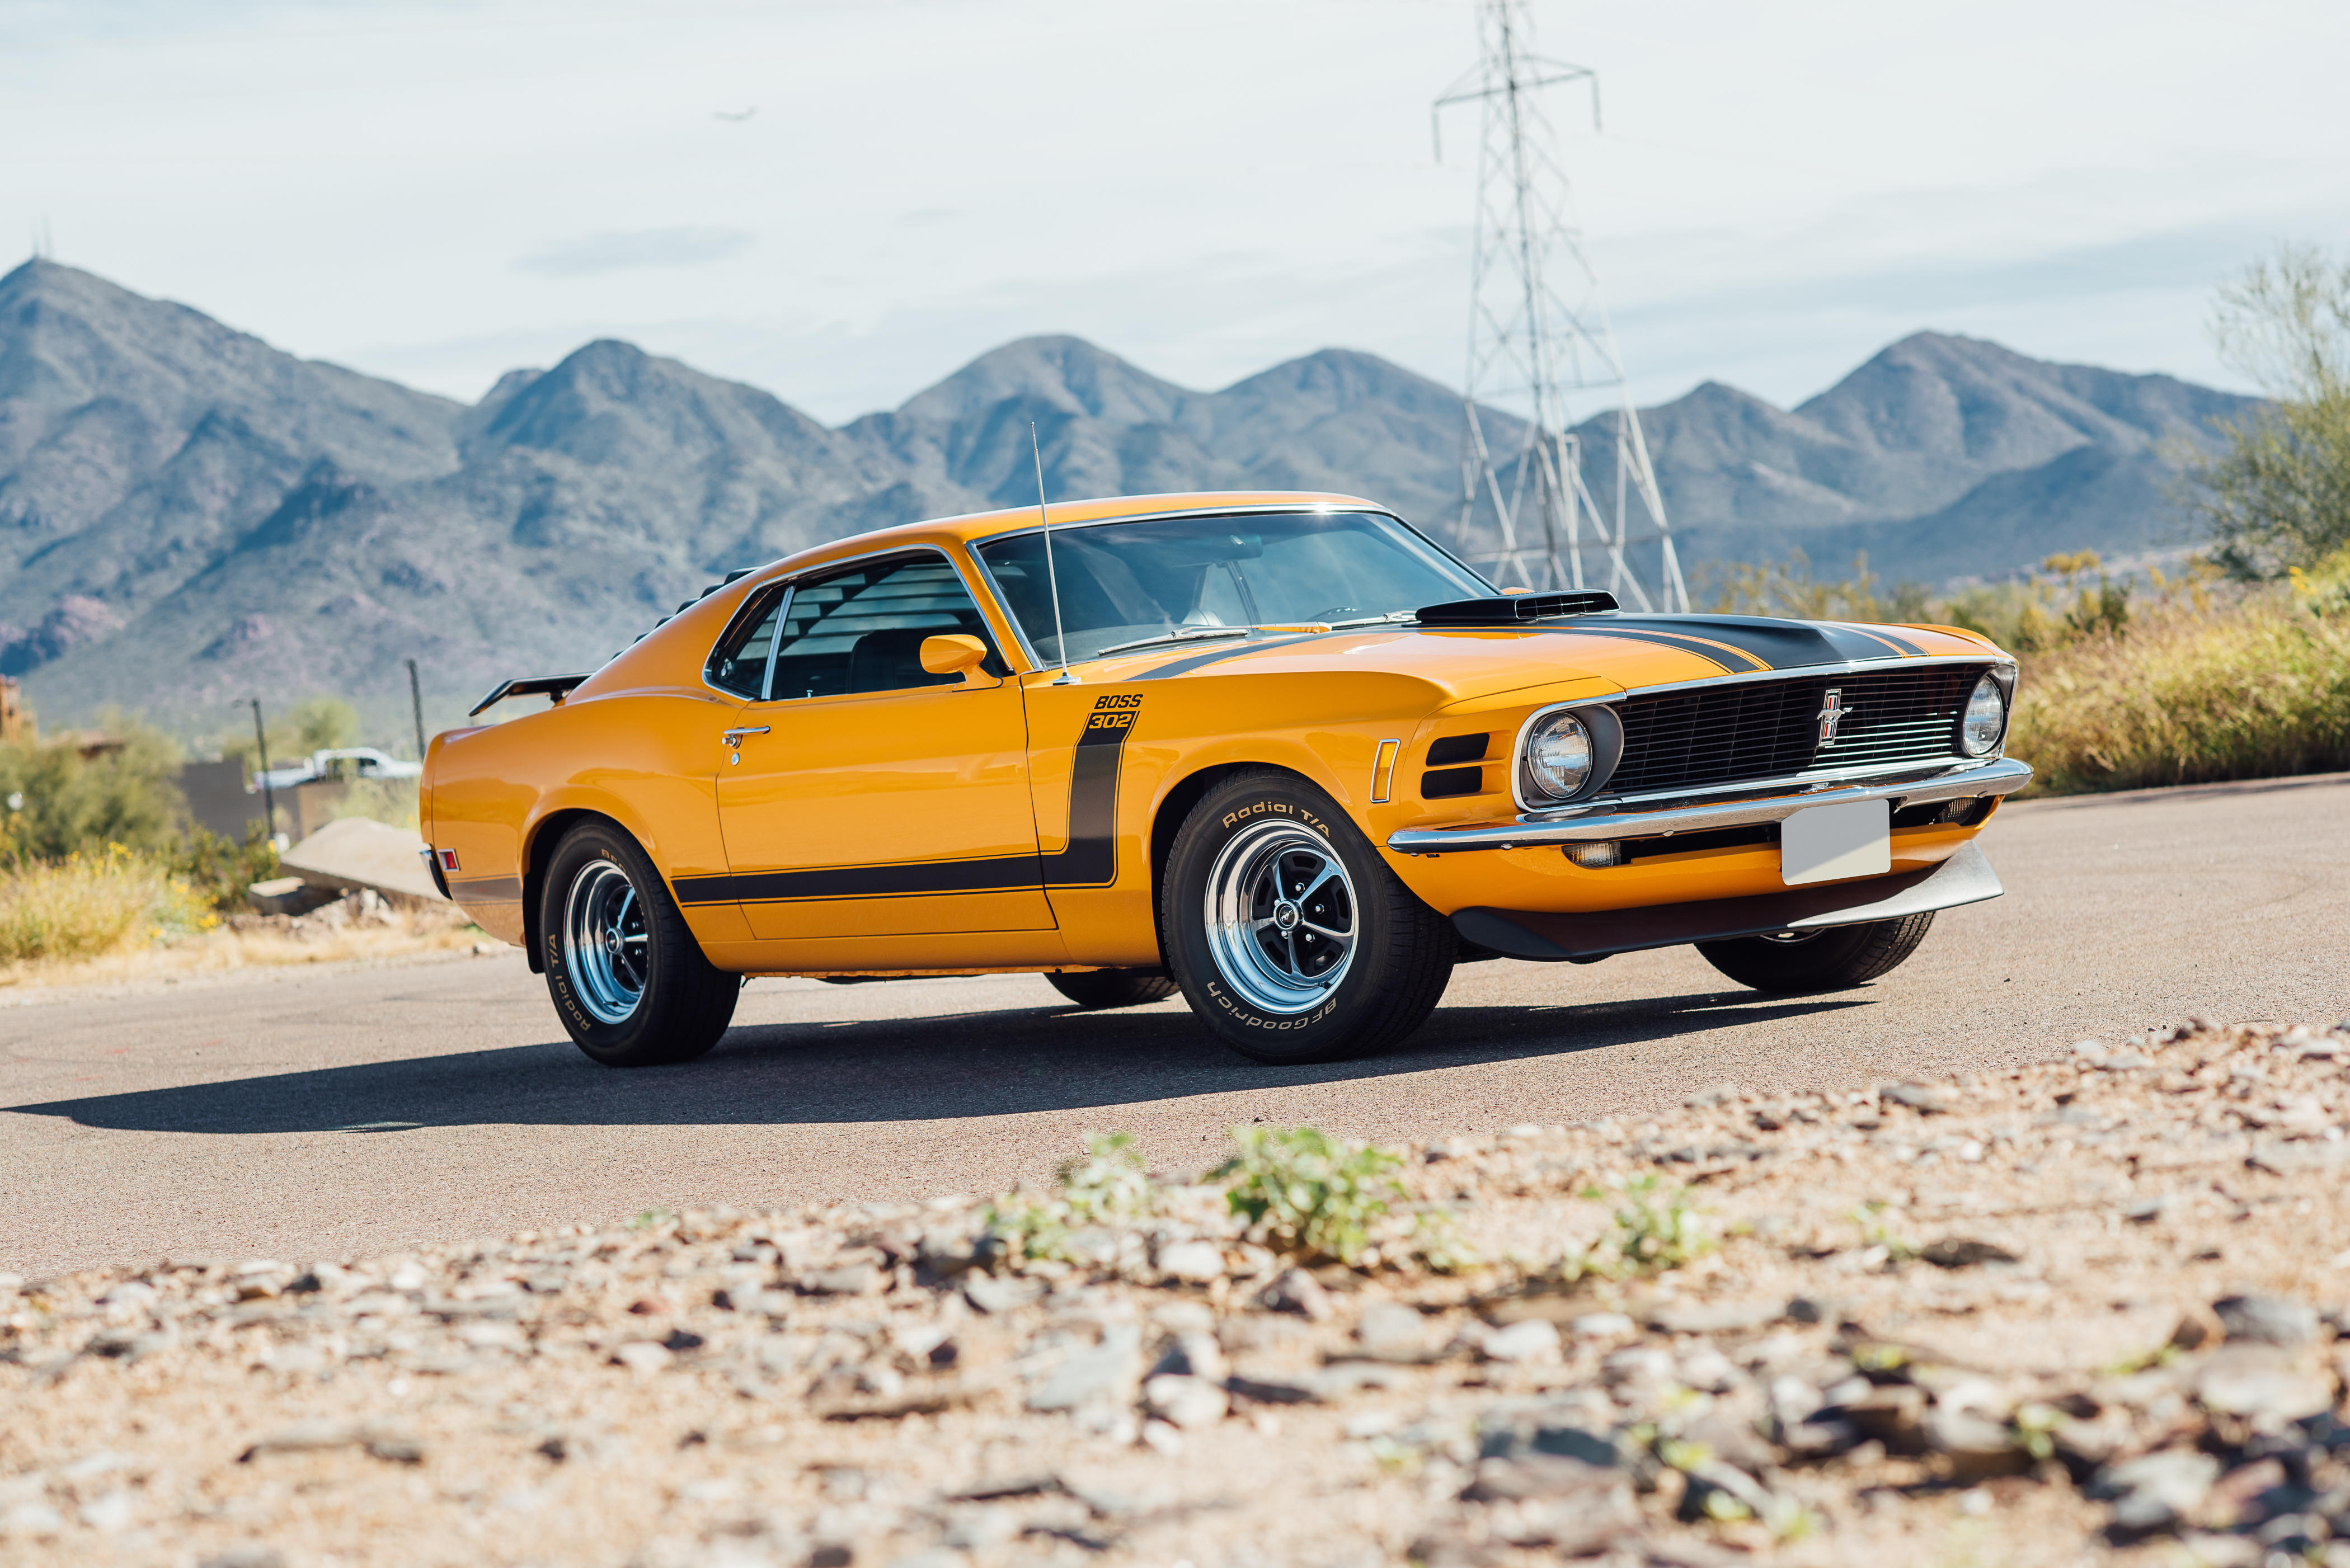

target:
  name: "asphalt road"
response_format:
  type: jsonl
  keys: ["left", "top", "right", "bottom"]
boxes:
{"left": 6, "top": 774, "right": 2346, "bottom": 1278}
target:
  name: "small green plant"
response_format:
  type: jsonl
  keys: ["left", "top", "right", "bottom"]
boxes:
{"left": 2098, "top": 1343, "right": 2178, "bottom": 1378}
{"left": 1214, "top": 1126, "right": 1403, "bottom": 1264}
{"left": 2012, "top": 1402, "right": 2063, "bottom": 1462}
{"left": 626, "top": 1208, "right": 675, "bottom": 1231}
{"left": 1055, "top": 1131, "right": 1153, "bottom": 1225}
{"left": 1851, "top": 1199, "right": 1920, "bottom": 1263}
{"left": 984, "top": 1131, "right": 1157, "bottom": 1265}
{"left": 1592, "top": 1175, "right": 1713, "bottom": 1274}
{"left": 1402, "top": 1207, "right": 1479, "bottom": 1274}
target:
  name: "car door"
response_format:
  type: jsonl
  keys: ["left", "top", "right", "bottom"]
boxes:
{"left": 711, "top": 550, "right": 1052, "bottom": 941}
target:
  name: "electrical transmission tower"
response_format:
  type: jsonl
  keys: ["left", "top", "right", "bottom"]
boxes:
{"left": 1435, "top": 0, "right": 1687, "bottom": 611}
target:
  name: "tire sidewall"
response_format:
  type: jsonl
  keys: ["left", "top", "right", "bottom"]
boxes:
{"left": 540, "top": 823, "right": 672, "bottom": 1063}
{"left": 1163, "top": 774, "right": 1402, "bottom": 1061}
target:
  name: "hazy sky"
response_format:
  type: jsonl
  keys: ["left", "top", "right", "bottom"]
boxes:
{"left": 7, "top": 0, "right": 2347, "bottom": 424}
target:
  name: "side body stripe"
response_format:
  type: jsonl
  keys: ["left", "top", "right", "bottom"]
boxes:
{"left": 671, "top": 691, "right": 1140, "bottom": 907}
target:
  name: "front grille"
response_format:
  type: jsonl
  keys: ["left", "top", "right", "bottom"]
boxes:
{"left": 1602, "top": 665, "right": 1989, "bottom": 799}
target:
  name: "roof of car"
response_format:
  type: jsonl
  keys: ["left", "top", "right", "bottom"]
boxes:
{"left": 763, "top": 490, "right": 1387, "bottom": 578}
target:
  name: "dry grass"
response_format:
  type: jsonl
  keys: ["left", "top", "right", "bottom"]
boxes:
{"left": 0, "top": 846, "right": 212, "bottom": 966}
{"left": 0, "top": 844, "right": 488, "bottom": 995}
{"left": 2011, "top": 585, "right": 2350, "bottom": 793}
{"left": 0, "top": 911, "right": 492, "bottom": 999}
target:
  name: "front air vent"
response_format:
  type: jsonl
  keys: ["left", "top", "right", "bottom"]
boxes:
{"left": 1426, "top": 733, "right": 1490, "bottom": 766}
{"left": 1421, "top": 766, "right": 1486, "bottom": 799}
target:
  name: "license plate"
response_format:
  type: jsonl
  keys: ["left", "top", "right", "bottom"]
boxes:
{"left": 1780, "top": 799, "right": 1891, "bottom": 886}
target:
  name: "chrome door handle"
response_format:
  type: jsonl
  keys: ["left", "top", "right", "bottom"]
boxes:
{"left": 720, "top": 726, "right": 770, "bottom": 748}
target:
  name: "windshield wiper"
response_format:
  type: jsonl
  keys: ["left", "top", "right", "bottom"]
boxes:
{"left": 1093, "top": 627, "right": 1256, "bottom": 656}
{"left": 1326, "top": 610, "right": 1417, "bottom": 629}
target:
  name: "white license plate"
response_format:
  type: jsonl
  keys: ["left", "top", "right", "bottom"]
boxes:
{"left": 1780, "top": 799, "right": 1891, "bottom": 886}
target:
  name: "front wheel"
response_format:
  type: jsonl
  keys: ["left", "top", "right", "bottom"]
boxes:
{"left": 1162, "top": 769, "right": 1453, "bottom": 1064}
{"left": 1694, "top": 912, "right": 1935, "bottom": 993}
{"left": 538, "top": 820, "right": 739, "bottom": 1067}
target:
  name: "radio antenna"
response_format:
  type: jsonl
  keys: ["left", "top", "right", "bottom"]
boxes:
{"left": 1032, "top": 422, "right": 1076, "bottom": 685}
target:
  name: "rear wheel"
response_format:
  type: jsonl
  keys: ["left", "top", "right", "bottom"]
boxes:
{"left": 538, "top": 820, "right": 738, "bottom": 1067}
{"left": 1162, "top": 769, "right": 1453, "bottom": 1064}
{"left": 1046, "top": 968, "right": 1179, "bottom": 1009}
{"left": 1694, "top": 912, "right": 1935, "bottom": 993}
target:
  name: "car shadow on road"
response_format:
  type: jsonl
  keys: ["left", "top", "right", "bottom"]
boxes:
{"left": 8, "top": 987, "right": 1872, "bottom": 1137}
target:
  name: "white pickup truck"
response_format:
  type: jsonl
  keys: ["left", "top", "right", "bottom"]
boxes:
{"left": 252, "top": 746, "right": 423, "bottom": 792}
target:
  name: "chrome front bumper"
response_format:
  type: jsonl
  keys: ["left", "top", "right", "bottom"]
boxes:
{"left": 1384, "top": 756, "right": 2033, "bottom": 855}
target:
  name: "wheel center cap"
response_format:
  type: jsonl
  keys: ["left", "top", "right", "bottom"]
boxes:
{"left": 604, "top": 929, "right": 622, "bottom": 955}
{"left": 1272, "top": 901, "right": 1300, "bottom": 932}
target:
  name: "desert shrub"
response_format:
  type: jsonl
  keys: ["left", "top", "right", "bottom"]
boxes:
{"left": 0, "top": 844, "right": 214, "bottom": 965}
{"left": 2009, "top": 578, "right": 2350, "bottom": 792}
{"left": 172, "top": 823, "right": 283, "bottom": 912}
{"left": 0, "top": 718, "right": 186, "bottom": 862}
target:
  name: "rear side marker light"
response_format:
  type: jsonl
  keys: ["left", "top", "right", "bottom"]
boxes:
{"left": 1564, "top": 841, "right": 1623, "bottom": 869}
{"left": 437, "top": 849, "right": 461, "bottom": 872}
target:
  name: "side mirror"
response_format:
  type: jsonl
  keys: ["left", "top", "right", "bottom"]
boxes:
{"left": 919, "top": 634, "right": 995, "bottom": 687}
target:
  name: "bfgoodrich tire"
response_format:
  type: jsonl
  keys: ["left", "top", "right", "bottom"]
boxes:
{"left": 538, "top": 820, "right": 739, "bottom": 1067}
{"left": 1046, "top": 968, "right": 1179, "bottom": 1009}
{"left": 1162, "top": 769, "right": 1453, "bottom": 1064}
{"left": 1694, "top": 912, "right": 1936, "bottom": 993}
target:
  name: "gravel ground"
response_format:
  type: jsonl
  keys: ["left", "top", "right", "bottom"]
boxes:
{"left": 10, "top": 1016, "right": 2350, "bottom": 1568}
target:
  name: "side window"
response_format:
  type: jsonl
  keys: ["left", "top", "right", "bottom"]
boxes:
{"left": 705, "top": 584, "right": 787, "bottom": 699}
{"left": 767, "top": 555, "right": 1008, "bottom": 701}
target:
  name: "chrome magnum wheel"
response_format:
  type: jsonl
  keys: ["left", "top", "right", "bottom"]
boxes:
{"left": 537, "top": 820, "right": 738, "bottom": 1067}
{"left": 1204, "top": 819, "right": 1358, "bottom": 1014}
{"left": 562, "top": 860, "right": 648, "bottom": 1024}
{"left": 1163, "top": 769, "right": 1453, "bottom": 1064}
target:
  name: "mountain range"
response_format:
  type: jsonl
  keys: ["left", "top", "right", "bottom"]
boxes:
{"left": 0, "top": 260, "right": 2259, "bottom": 732}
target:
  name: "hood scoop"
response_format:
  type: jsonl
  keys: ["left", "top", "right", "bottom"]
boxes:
{"left": 1415, "top": 591, "right": 1619, "bottom": 625}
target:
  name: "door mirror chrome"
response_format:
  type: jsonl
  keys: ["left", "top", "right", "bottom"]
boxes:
{"left": 920, "top": 634, "right": 995, "bottom": 686}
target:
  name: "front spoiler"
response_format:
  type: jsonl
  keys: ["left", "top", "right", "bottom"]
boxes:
{"left": 1386, "top": 756, "right": 2033, "bottom": 855}
{"left": 1451, "top": 840, "right": 2004, "bottom": 963}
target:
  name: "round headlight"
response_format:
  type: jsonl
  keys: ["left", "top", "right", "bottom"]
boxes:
{"left": 1523, "top": 711, "right": 1595, "bottom": 801}
{"left": 1960, "top": 673, "right": 2007, "bottom": 756}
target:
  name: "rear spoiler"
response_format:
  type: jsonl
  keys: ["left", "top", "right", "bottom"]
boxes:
{"left": 468, "top": 672, "right": 590, "bottom": 718}
{"left": 1415, "top": 591, "right": 1619, "bottom": 625}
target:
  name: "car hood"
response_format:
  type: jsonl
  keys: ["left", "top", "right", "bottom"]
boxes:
{"left": 1091, "top": 614, "right": 2002, "bottom": 704}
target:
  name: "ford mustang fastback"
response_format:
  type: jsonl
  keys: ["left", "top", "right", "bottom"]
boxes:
{"left": 420, "top": 492, "right": 2028, "bottom": 1067}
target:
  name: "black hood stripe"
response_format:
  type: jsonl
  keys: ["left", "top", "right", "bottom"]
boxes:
{"left": 1827, "top": 623, "right": 1929, "bottom": 658}
{"left": 1585, "top": 615, "right": 1916, "bottom": 670}
{"left": 1128, "top": 633, "right": 1333, "bottom": 681}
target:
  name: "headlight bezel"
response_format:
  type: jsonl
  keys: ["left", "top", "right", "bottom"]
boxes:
{"left": 1956, "top": 667, "right": 2014, "bottom": 759}
{"left": 1512, "top": 700, "right": 1625, "bottom": 811}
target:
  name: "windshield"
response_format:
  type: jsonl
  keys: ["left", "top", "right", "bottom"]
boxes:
{"left": 973, "top": 510, "right": 1488, "bottom": 666}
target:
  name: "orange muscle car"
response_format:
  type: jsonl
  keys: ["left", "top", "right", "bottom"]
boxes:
{"left": 420, "top": 492, "right": 2028, "bottom": 1067}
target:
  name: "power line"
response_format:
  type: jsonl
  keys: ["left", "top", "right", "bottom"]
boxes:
{"left": 1435, "top": 0, "right": 1686, "bottom": 611}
